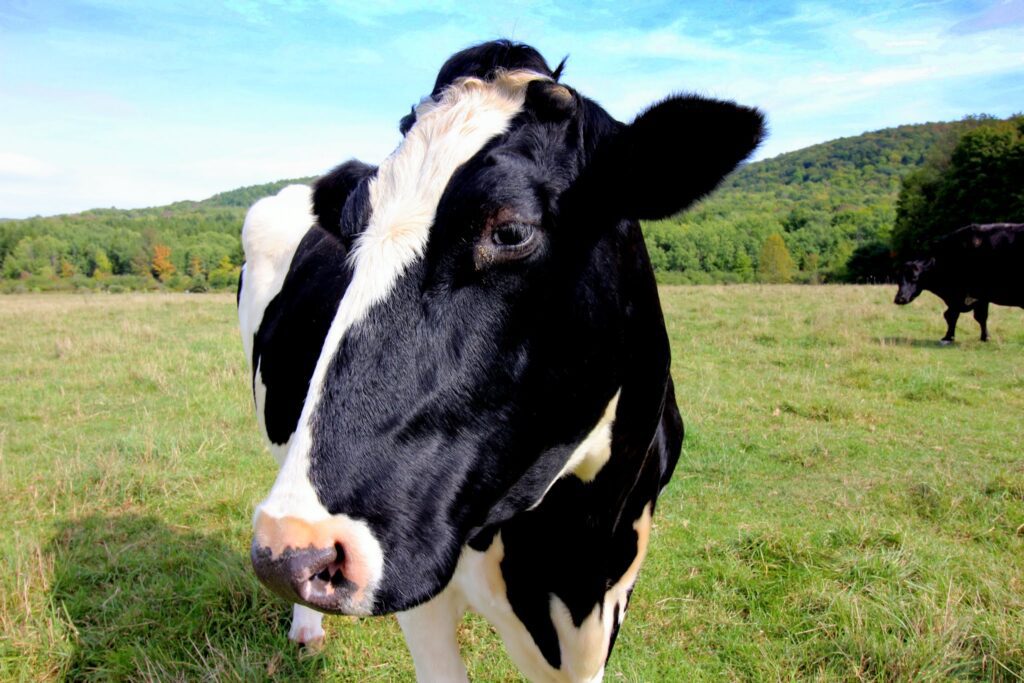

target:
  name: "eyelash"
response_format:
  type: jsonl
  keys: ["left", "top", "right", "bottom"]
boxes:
{"left": 492, "top": 222, "right": 536, "bottom": 249}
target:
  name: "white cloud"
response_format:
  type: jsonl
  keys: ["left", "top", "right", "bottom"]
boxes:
{"left": 0, "top": 153, "right": 57, "bottom": 180}
{"left": 3, "top": 1, "right": 1023, "bottom": 217}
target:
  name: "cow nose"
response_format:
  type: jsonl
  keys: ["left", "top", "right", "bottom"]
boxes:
{"left": 251, "top": 538, "right": 353, "bottom": 604}
{"left": 250, "top": 510, "right": 381, "bottom": 615}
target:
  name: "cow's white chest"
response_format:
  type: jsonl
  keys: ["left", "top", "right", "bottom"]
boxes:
{"left": 400, "top": 525, "right": 651, "bottom": 683}
{"left": 453, "top": 535, "right": 607, "bottom": 683}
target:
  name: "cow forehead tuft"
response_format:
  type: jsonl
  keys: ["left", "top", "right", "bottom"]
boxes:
{"left": 414, "top": 69, "right": 551, "bottom": 121}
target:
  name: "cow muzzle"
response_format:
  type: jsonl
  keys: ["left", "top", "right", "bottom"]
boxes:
{"left": 250, "top": 510, "right": 383, "bottom": 615}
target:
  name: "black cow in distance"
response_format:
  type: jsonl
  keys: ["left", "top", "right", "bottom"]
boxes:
{"left": 895, "top": 223, "right": 1023, "bottom": 344}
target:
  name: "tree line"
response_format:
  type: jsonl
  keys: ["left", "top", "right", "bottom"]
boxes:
{"left": 641, "top": 116, "right": 1020, "bottom": 284}
{"left": 0, "top": 178, "right": 309, "bottom": 293}
{"left": 1, "top": 116, "right": 1020, "bottom": 292}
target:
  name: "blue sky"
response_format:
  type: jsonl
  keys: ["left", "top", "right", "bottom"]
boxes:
{"left": 2, "top": 0, "right": 1023, "bottom": 218}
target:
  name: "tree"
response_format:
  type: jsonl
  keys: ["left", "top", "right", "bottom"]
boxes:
{"left": 92, "top": 249, "right": 112, "bottom": 279}
{"left": 802, "top": 252, "right": 820, "bottom": 284}
{"left": 893, "top": 115, "right": 1024, "bottom": 257}
{"left": 845, "top": 240, "right": 894, "bottom": 283}
{"left": 208, "top": 254, "right": 241, "bottom": 289}
{"left": 187, "top": 254, "right": 204, "bottom": 279}
{"left": 151, "top": 244, "right": 176, "bottom": 282}
{"left": 757, "top": 234, "right": 795, "bottom": 283}
{"left": 734, "top": 247, "right": 754, "bottom": 282}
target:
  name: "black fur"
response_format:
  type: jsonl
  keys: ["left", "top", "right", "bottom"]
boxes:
{"left": 312, "top": 160, "right": 377, "bottom": 237}
{"left": 894, "top": 223, "right": 1024, "bottom": 342}
{"left": 252, "top": 227, "right": 352, "bottom": 445}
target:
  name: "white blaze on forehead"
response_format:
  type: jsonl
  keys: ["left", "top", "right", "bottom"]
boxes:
{"left": 256, "top": 70, "right": 548, "bottom": 529}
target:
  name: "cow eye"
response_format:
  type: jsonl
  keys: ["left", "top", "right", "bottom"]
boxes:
{"left": 492, "top": 222, "right": 536, "bottom": 249}
{"left": 474, "top": 221, "right": 541, "bottom": 270}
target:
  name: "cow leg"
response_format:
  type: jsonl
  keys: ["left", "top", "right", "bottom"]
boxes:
{"left": 397, "top": 585, "right": 469, "bottom": 683}
{"left": 973, "top": 301, "right": 990, "bottom": 341}
{"left": 288, "top": 603, "right": 325, "bottom": 647}
{"left": 940, "top": 307, "right": 960, "bottom": 345}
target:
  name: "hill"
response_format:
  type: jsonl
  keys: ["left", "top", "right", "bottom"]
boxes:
{"left": 644, "top": 118, "right": 992, "bottom": 283}
{"left": 0, "top": 118, "right": 996, "bottom": 292}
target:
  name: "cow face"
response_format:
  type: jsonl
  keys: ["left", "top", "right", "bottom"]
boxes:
{"left": 894, "top": 258, "right": 934, "bottom": 304}
{"left": 250, "top": 42, "right": 764, "bottom": 616}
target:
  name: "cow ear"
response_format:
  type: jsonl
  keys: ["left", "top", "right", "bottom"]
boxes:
{"left": 584, "top": 95, "right": 765, "bottom": 221}
{"left": 312, "top": 160, "right": 377, "bottom": 236}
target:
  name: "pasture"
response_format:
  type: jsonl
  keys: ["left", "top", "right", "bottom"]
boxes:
{"left": 1, "top": 287, "right": 1021, "bottom": 681}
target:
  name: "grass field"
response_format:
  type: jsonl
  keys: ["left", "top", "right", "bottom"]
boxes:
{"left": 1, "top": 287, "right": 1022, "bottom": 681}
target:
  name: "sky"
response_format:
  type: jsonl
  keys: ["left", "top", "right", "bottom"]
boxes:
{"left": 1, "top": 0, "right": 1023, "bottom": 218}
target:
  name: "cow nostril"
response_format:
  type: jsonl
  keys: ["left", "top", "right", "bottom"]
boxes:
{"left": 307, "top": 542, "right": 347, "bottom": 588}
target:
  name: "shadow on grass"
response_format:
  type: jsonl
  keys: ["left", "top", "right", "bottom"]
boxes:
{"left": 877, "top": 336, "right": 952, "bottom": 348}
{"left": 47, "top": 514, "right": 324, "bottom": 680}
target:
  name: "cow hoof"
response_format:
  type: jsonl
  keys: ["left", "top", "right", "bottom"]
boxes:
{"left": 289, "top": 625, "right": 326, "bottom": 651}
{"left": 938, "top": 339, "right": 953, "bottom": 346}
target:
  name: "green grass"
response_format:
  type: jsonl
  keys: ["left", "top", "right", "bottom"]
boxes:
{"left": 1, "top": 287, "right": 1022, "bottom": 681}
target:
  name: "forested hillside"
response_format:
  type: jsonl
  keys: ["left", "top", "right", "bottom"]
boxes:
{"left": 645, "top": 118, "right": 994, "bottom": 283}
{"left": 0, "top": 116, "right": 1006, "bottom": 292}
{"left": 0, "top": 178, "right": 312, "bottom": 292}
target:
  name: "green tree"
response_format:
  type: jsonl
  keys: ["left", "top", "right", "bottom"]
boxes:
{"left": 187, "top": 254, "right": 204, "bottom": 279}
{"left": 91, "top": 249, "right": 112, "bottom": 279}
{"left": 893, "top": 115, "right": 1024, "bottom": 256}
{"left": 734, "top": 248, "right": 754, "bottom": 282}
{"left": 802, "top": 252, "right": 820, "bottom": 284}
{"left": 757, "top": 234, "right": 795, "bottom": 283}
{"left": 208, "top": 255, "right": 241, "bottom": 289}
{"left": 2, "top": 235, "right": 68, "bottom": 278}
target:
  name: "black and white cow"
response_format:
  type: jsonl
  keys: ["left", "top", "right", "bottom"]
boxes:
{"left": 894, "top": 223, "right": 1024, "bottom": 344}
{"left": 238, "top": 40, "right": 764, "bottom": 681}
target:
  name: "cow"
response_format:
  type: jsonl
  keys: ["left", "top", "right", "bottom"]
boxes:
{"left": 237, "top": 40, "right": 764, "bottom": 682}
{"left": 894, "top": 223, "right": 1024, "bottom": 344}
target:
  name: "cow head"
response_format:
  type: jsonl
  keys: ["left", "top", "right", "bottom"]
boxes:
{"left": 250, "top": 40, "right": 764, "bottom": 616}
{"left": 894, "top": 257, "right": 934, "bottom": 304}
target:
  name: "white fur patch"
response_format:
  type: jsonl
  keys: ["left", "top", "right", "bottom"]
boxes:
{"left": 563, "top": 390, "right": 621, "bottom": 482}
{"left": 530, "top": 389, "right": 622, "bottom": 511}
{"left": 549, "top": 597, "right": 607, "bottom": 682}
{"left": 254, "top": 71, "right": 548, "bottom": 589}
{"left": 397, "top": 584, "right": 470, "bottom": 682}
{"left": 288, "top": 603, "right": 325, "bottom": 645}
{"left": 453, "top": 534, "right": 563, "bottom": 682}
{"left": 238, "top": 184, "right": 316, "bottom": 458}
{"left": 238, "top": 184, "right": 315, "bottom": 366}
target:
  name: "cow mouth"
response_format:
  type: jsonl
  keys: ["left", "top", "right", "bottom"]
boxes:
{"left": 251, "top": 541, "right": 376, "bottom": 615}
